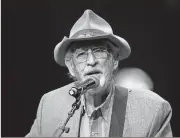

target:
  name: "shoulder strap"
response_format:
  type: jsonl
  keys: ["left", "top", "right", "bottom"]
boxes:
{"left": 109, "top": 86, "right": 128, "bottom": 137}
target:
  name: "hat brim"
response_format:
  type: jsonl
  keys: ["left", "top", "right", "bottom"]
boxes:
{"left": 54, "top": 34, "right": 131, "bottom": 67}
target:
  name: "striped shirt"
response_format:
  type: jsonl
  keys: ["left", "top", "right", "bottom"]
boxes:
{"left": 80, "top": 85, "right": 115, "bottom": 137}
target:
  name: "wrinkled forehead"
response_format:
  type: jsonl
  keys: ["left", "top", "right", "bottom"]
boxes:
{"left": 67, "top": 39, "right": 111, "bottom": 52}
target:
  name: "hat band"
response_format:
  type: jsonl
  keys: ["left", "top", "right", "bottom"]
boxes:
{"left": 70, "top": 29, "right": 108, "bottom": 39}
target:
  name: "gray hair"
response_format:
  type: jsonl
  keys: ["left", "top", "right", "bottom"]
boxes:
{"left": 64, "top": 48, "right": 77, "bottom": 81}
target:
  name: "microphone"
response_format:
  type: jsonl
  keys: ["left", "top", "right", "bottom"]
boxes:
{"left": 69, "top": 76, "right": 99, "bottom": 98}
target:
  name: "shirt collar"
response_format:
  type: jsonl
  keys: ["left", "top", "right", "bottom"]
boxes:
{"left": 81, "top": 83, "right": 115, "bottom": 121}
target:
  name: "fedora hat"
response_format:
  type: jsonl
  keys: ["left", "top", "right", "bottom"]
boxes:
{"left": 54, "top": 9, "right": 131, "bottom": 67}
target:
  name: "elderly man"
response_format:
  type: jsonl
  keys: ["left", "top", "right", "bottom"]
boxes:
{"left": 26, "top": 10, "right": 172, "bottom": 137}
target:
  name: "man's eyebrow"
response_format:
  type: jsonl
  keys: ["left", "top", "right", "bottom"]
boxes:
{"left": 73, "top": 48, "right": 87, "bottom": 55}
{"left": 69, "top": 41, "right": 108, "bottom": 51}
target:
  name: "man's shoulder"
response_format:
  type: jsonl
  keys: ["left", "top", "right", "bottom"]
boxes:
{"left": 129, "top": 88, "right": 167, "bottom": 103}
{"left": 46, "top": 82, "right": 74, "bottom": 95}
{"left": 42, "top": 82, "right": 75, "bottom": 104}
{"left": 115, "top": 85, "right": 170, "bottom": 107}
{"left": 126, "top": 88, "right": 171, "bottom": 111}
{"left": 115, "top": 85, "right": 165, "bottom": 101}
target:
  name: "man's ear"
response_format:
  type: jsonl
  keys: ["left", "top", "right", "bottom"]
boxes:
{"left": 113, "top": 60, "right": 119, "bottom": 70}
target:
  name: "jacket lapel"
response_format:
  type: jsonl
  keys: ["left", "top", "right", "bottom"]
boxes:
{"left": 109, "top": 86, "right": 128, "bottom": 137}
{"left": 64, "top": 103, "right": 82, "bottom": 137}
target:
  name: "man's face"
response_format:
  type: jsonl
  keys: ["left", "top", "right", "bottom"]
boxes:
{"left": 68, "top": 41, "right": 118, "bottom": 95}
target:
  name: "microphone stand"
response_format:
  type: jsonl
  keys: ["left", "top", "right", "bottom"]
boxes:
{"left": 53, "top": 91, "right": 82, "bottom": 137}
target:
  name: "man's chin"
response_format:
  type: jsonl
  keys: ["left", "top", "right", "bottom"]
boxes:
{"left": 86, "top": 84, "right": 105, "bottom": 95}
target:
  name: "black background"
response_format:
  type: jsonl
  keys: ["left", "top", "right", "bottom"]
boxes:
{"left": 2, "top": 0, "right": 180, "bottom": 136}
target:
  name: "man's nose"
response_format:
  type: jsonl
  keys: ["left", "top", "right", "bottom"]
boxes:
{"left": 86, "top": 50, "right": 97, "bottom": 66}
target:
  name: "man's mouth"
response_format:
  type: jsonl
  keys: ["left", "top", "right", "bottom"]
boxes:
{"left": 84, "top": 70, "right": 102, "bottom": 76}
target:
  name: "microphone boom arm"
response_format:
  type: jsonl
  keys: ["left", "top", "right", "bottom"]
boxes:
{"left": 52, "top": 95, "right": 81, "bottom": 137}
{"left": 53, "top": 77, "right": 99, "bottom": 137}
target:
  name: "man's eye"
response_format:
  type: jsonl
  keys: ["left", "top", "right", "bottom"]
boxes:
{"left": 94, "top": 49, "right": 108, "bottom": 58}
{"left": 77, "top": 52, "right": 86, "bottom": 57}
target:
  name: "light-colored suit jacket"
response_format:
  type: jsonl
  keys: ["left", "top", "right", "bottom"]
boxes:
{"left": 26, "top": 83, "right": 172, "bottom": 137}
